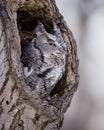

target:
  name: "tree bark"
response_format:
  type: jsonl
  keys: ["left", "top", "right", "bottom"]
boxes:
{"left": 0, "top": 0, "right": 79, "bottom": 130}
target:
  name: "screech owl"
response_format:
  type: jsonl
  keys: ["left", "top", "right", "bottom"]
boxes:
{"left": 21, "top": 21, "right": 68, "bottom": 98}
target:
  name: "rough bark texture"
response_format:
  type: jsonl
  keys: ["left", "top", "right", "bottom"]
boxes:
{"left": 0, "top": 0, "right": 79, "bottom": 130}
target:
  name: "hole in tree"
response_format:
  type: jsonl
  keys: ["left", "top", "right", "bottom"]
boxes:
{"left": 17, "top": 9, "right": 55, "bottom": 45}
{"left": 17, "top": 10, "right": 38, "bottom": 31}
{"left": 17, "top": 8, "right": 66, "bottom": 100}
{"left": 18, "top": 123, "right": 22, "bottom": 127}
{"left": 6, "top": 100, "right": 9, "bottom": 105}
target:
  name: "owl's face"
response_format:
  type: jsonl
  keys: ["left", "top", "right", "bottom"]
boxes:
{"left": 34, "top": 22, "right": 58, "bottom": 54}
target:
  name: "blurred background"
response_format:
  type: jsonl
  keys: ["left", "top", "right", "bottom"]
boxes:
{"left": 56, "top": 0, "right": 104, "bottom": 130}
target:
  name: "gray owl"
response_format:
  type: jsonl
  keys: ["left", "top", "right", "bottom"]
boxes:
{"left": 21, "top": 21, "right": 67, "bottom": 98}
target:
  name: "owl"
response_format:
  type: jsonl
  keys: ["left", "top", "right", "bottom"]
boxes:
{"left": 21, "top": 21, "right": 67, "bottom": 98}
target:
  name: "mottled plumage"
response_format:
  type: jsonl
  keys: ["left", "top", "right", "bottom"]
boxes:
{"left": 21, "top": 22, "right": 67, "bottom": 98}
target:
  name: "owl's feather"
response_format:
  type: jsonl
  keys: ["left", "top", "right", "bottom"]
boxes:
{"left": 21, "top": 22, "right": 67, "bottom": 98}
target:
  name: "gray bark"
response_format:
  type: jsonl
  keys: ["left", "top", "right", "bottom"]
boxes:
{"left": 0, "top": 0, "right": 79, "bottom": 130}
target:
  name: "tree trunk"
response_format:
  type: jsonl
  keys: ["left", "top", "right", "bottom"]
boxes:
{"left": 0, "top": 0, "right": 79, "bottom": 130}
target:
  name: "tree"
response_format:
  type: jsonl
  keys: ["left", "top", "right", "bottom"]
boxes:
{"left": 0, "top": 0, "right": 79, "bottom": 130}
